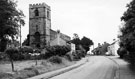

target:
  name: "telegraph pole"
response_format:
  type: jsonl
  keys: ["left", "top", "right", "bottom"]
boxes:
{"left": 20, "top": 24, "right": 22, "bottom": 48}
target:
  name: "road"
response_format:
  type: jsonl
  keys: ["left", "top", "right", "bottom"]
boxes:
{"left": 50, "top": 56, "right": 118, "bottom": 79}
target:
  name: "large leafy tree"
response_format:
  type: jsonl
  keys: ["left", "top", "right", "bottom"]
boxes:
{"left": 80, "top": 36, "right": 93, "bottom": 52}
{"left": 119, "top": 0, "right": 135, "bottom": 61}
{"left": 0, "top": 0, "right": 25, "bottom": 51}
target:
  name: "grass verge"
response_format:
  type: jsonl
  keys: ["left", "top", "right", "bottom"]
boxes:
{"left": 0, "top": 57, "right": 76, "bottom": 79}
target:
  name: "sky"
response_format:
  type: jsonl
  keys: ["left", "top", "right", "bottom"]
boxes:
{"left": 17, "top": 0, "right": 132, "bottom": 47}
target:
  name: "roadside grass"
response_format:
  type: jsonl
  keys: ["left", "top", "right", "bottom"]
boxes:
{"left": 0, "top": 57, "right": 76, "bottom": 79}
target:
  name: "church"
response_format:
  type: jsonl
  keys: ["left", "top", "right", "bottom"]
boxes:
{"left": 29, "top": 3, "right": 71, "bottom": 48}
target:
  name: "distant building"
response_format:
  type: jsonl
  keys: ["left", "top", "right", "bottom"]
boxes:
{"left": 107, "top": 40, "right": 119, "bottom": 55}
{"left": 29, "top": 3, "right": 70, "bottom": 48}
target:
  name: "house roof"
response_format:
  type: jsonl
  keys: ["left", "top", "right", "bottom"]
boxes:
{"left": 50, "top": 29, "right": 71, "bottom": 42}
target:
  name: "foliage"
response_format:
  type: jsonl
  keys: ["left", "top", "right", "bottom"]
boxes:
{"left": 64, "top": 52, "right": 74, "bottom": 61}
{"left": 4, "top": 46, "right": 34, "bottom": 61}
{"left": 71, "top": 34, "right": 94, "bottom": 52}
{"left": 0, "top": 72, "right": 13, "bottom": 79}
{"left": 22, "top": 34, "right": 30, "bottom": 46}
{"left": 48, "top": 56, "right": 62, "bottom": 64}
{"left": 80, "top": 36, "right": 93, "bottom": 52}
{"left": 119, "top": 0, "right": 135, "bottom": 63}
{"left": 45, "top": 45, "right": 71, "bottom": 58}
{"left": 71, "top": 33, "right": 81, "bottom": 50}
{"left": 117, "top": 47, "right": 127, "bottom": 58}
{"left": 100, "top": 42, "right": 110, "bottom": 55}
{"left": 72, "top": 50, "right": 86, "bottom": 60}
{"left": 15, "top": 67, "right": 39, "bottom": 79}
{"left": 92, "top": 42, "right": 109, "bottom": 55}
{"left": 5, "top": 47, "right": 19, "bottom": 59}
{"left": 0, "top": 0, "right": 25, "bottom": 52}
{"left": 120, "top": 0, "right": 135, "bottom": 52}
{"left": 5, "top": 47, "right": 19, "bottom": 71}
{"left": 19, "top": 46, "right": 33, "bottom": 54}
{"left": 0, "top": 52, "right": 7, "bottom": 61}
{"left": 0, "top": 39, "right": 8, "bottom": 52}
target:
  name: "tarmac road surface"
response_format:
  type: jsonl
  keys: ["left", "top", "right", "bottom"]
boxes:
{"left": 50, "top": 56, "right": 118, "bottom": 79}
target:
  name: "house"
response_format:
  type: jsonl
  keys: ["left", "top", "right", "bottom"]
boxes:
{"left": 50, "top": 30, "right": 71, "bottom": 46}
{"left": 107, "top": 40, "right": 119, "bottom": 55}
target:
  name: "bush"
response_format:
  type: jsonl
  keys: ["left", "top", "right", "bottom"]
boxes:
{"left": 48, "top": 56, "right": 62, "bottom": 64}
{"left": 5, "top": 47, "right": 34, "bottom": 61}
{"left": 5, "top": 47, "right": 20, "bottom": 71}
{"left": 71, "top": 50, "right": 86, "bottom": 60}
{"left": 19, "top": 46, "right": 33, "bottom": 54}
{"left": 0, "top": 72, "right": 13, "bottom": 79}
{"left": 0, "top": 52, "right": 7, "bottom": 60}
{"left": 45, "top": 45, "right": 71, "bottom": 58}
{"left": 117, "top": 47, "right": 127, "bottom": 58}
{"left": 64, "top": 52, "right": 74, "bottom": 61}
{"left": 5, "top": 47, "right": 19, "bottom": 60}
{"left": 22, "top": 53, "right": 31, "bottom": 60}
{"left": 15, "top": 67, "right": 39, "bottom": 78}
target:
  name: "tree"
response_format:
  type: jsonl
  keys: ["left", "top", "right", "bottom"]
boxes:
{"left": 80, "top": 36, "right": 93, "bottom": 52}
{"left": 100, "top": 42, "right": 110, "bottom": 55}
{"left": 0, "top": 0, "right": 25, "bottom": 51}
{"left": 119, "top": 0, "right": 135, "bottom": 62}
{"left": 71, "top": 33, "right": 81, "bottom": 50}
{"left": 5, "top": 47, "right": 19, "bottom": 72}
{"left": 117, "top": 47, "right": 127, "bottom": 58}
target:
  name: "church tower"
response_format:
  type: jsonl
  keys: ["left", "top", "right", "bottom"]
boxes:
{"left": 29, "top": 3, "right": 51, "bottom": 48}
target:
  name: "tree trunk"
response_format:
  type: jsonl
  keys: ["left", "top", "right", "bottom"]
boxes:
{"left": 10, "top": 59, "right": 14, "bottom": 72}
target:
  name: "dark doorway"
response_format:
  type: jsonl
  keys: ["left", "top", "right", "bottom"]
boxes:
{"left": 34, "top": 32, "right": 40, "bottom": 48}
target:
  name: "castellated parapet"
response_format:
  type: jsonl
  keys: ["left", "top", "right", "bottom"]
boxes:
{"left": 29, "top": 3, "right": 50, "bottom": 10}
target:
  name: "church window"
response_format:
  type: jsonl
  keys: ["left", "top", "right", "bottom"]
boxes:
{"left": 34, "top": 32, "right": 40, "bottom": 43}
{"left": 34, "top": 8, "right": 39, "bottom": 16}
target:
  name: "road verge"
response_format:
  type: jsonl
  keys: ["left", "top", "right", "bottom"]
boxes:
{"left": 27, "top": 57, "right": 88, "bottom": 79}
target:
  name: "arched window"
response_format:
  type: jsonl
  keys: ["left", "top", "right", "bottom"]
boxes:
{"left": 34, "top": 32, "right": 40, "bottom": 48}
{"left": 34, "top": 8, "right": 39, "bottom": 16}
{"left": 34, "top": 32, "right": 40, "bottom": 43}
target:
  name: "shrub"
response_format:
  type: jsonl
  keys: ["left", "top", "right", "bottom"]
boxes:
{"left": 48, "top": 56, "right": 62, "bottom": 64}
{"left": 72, "top": 51, "right": 81, "bottom": 60}
{"left": 0, "top": 72, "right": 13, "bottom": 79}
{"left": 64, "top": 52, "right": 74, "bottom": 61}
{"left": 19, "top": 46, "right": 33, "bottom": 54}
{"left": 0, "top": 52, "right": 7, "bottom": 60}
{"left": 117, "top": 47, "right": 127, "bottom": 58}
{"left": 22, "top": 53, "right": 31, "bottom": 60}
{"left": 15, "top": 67, "right": 39, "bottom": 78}
{"left": 45, "top": 45, "right": 71, "bottom": 58}
{"left": 5, "top": 47, "right": 19, "bottom": 60}
{"left": 71, "top": 50, "right": 86, "bottom": 60}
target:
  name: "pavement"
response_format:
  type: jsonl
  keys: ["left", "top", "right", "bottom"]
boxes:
{"left": 27, "top": 57, "right": 89, "bottom": 79}
{"left": 107, "top": 56, "right": 135, "bottom": 79}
